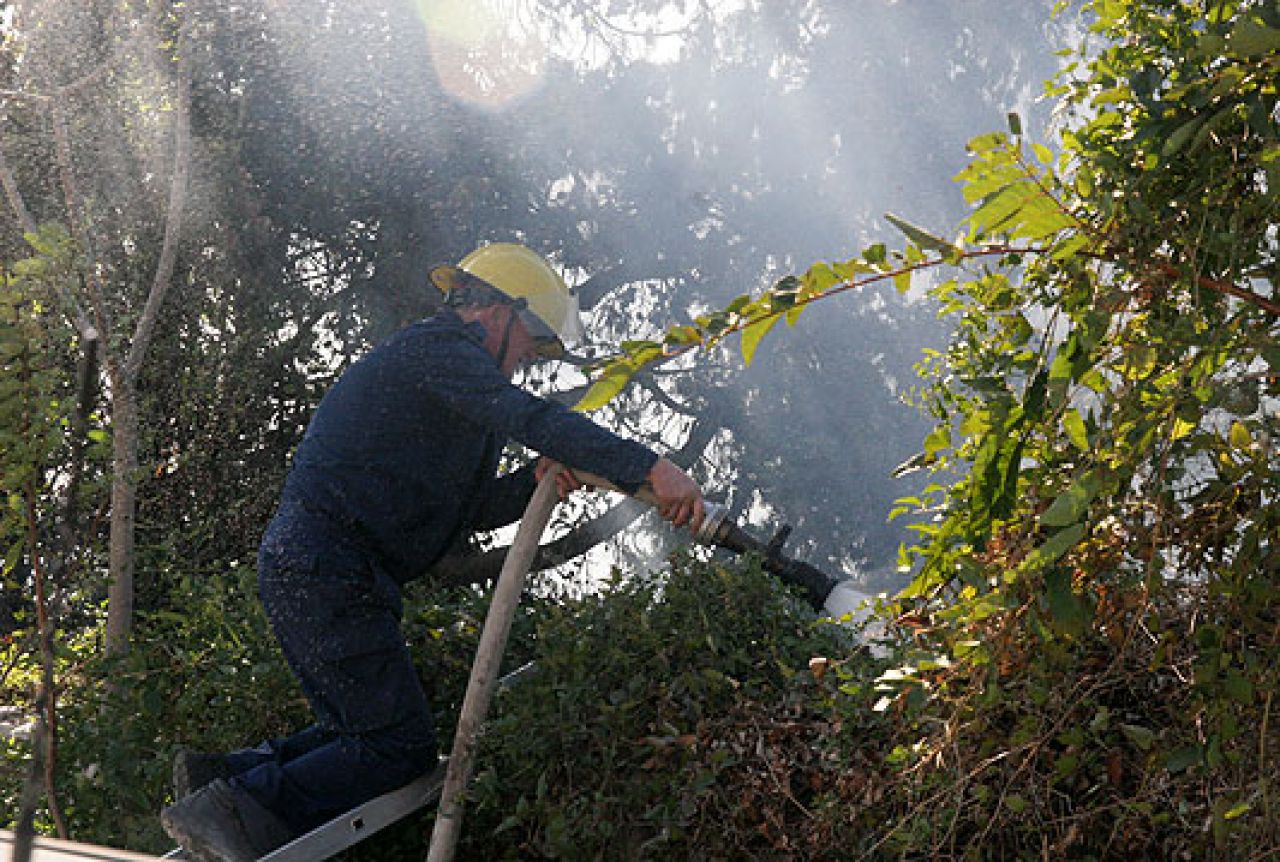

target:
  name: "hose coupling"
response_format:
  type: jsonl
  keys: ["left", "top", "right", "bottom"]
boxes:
{"left": 694, "top": 500, "right": 731, "bottom": 545}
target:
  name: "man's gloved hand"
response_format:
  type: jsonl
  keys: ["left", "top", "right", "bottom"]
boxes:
{"left": 646, "top": 457, "right": 705, "bottom": 533}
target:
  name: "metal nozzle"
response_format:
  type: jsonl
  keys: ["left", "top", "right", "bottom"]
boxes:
{"left": 694, "top": 500, "right": 731, "bottom": 545}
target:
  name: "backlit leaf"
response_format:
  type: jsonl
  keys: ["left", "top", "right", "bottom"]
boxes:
{"left": 574, "top": 362, "right": 639, "bottom": 411}
{"left": 1062, "top": 409, "right": 1089, "bottom": 450}
{"left": 740, "top": 314, "right": 781, "bottom": 367}
{"left": 1229, "top": 421, "right": 1252, "bottom": 451}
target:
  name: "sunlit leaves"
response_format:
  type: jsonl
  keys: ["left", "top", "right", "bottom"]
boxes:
{"left": 574, "top": 340, "right": 664, "bottom": 411}
{"left": 0, "top": 226, "right": 83, "bottom": 583}
{"left": 955, "top": 127, "right": 1080, "bottom": 244}
{"left": 739, "top": 314, "right": 780, "bottom": 367}
{"left": 575, "top": 246, "right": 967, "bottom": 410}
{"left": 1062, "top": 408, "right": 1089, "bottom": 451}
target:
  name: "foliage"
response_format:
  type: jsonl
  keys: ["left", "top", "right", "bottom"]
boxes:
{"left": 0, "top": 225, "right": 83, "bottom": 592}
{"left": 569, "top": 0, "right": 1278, "bottom": 857}
{"left": 453, "top": 555, "right": 852, "bottom": 861}
{"left": 10, "top": 0, "right": 1278, "bottom": 858}
{"left": 867, "top": 1, "right": 1278, "bottom": 857}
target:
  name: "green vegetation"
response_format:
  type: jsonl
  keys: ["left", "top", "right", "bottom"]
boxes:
{"left": 572, "top": 0, "right": 1280, "bottom": 856}
{"left": 2, "top": 0, "right": 1277, "bottom": 859}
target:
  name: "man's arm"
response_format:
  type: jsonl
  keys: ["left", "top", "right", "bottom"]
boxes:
{"left": 467, "top": 462, "right": 538, "bottom": 531}
{"left": 415, "top": 334, "right": 658, "bottom": 491}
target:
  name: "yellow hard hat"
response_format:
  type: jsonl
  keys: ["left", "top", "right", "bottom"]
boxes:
{"left": 429, "top": 243, "right": 583, "bottom": 359}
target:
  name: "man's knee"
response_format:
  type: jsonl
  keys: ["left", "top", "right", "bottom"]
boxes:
{"left": 362, "top": 719, "right": 438, "bottom": 781}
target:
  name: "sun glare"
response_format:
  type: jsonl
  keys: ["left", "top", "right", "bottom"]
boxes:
{"left": 416, "top": 0, "right": 548, "bottom": 109}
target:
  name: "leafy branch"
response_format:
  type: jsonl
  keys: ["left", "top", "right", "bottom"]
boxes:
{"left": 573, "top": 241, "right": 1034, "bottom": 412}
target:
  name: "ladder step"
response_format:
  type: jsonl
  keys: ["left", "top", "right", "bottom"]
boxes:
{"left": 257, "top": 760, "right": 447, "bottom": 862}
{"left": 161, "top": 762, "right": 447, "bottom": 862}
{"left": 162, "top": 660, "right": 534, "bottom": 860}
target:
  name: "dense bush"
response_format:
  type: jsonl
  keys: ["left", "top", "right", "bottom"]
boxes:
{"left": 457, "top": 554, "right": 854, "bottom": 860}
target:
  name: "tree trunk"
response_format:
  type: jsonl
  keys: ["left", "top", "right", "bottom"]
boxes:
{"left": 103, "top": 377, "right": 138, "bottom": 659}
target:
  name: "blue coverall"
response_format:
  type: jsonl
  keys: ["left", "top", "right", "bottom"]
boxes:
{"left": 224, "top": 309, "right": 657, "bottom": 841}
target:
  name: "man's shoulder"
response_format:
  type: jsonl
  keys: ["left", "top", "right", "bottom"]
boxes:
{"left": 385, "top": 312, "right": 487, "bottom": 355}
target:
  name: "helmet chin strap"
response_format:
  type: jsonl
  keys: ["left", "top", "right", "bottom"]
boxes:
{"left": 494, "top": 302, "right": 522, "bottom": 371}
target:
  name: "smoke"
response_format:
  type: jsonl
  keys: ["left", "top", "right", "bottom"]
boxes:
{"left": 2, "top": 0, "right": 1076, "bottom": 595}
{"left": 262, "top": 0, "right": 1073, "bottom": 589}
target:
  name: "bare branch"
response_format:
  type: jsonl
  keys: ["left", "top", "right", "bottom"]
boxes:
{"left": 0, "top": 133, "right": 38, "bottom": 235}
{"left": 575, "top": 258, "right": 683, "bottom": 310}
{"left": 124, "top": 25, "right": 192, "bottom": 379}
{"left": 1152, "top": 261, "right": 1280, "bottom": 317}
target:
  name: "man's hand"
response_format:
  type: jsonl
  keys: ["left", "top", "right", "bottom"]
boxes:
{"left": 646, "top": 457, "right": 705, "bottom": 533}
{"left": 535, "top": 457, "right": 592, "bottom": 501}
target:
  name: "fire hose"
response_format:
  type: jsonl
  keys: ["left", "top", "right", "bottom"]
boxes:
{"left": 428, "top": 468, "right": 850, "bottom": 862}
{"left": 569, "top": 469, "right": 842, "bottom": 610}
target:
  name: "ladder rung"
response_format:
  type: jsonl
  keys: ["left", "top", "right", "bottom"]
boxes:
{"left": 257, "top": 761, "right": 447, "bottom": 862}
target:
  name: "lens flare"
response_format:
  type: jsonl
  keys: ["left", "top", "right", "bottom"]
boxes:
{"left": 416, "top": 0, "right": 547, "bottom": 109}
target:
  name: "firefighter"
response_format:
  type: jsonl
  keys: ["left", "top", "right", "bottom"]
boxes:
{"left": 161, "top": 243, "right": 704, "bottom": 861}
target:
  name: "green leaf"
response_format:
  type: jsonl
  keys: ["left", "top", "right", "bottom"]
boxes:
{"left": 884, "top": 212, "right": 959, "bottom": 256}
{"left": 3, "top": 540, "right": 23, "bottom": 577}
{"left": 1165, "top": 745, "right": 1202, "bottom": 774}
{"left": 1021, "top": 523, "right": 1086, "bottom": 574}
{"left": 1228, "top": 17, "right": 1280, "bottom": 56}
{"left": 1040, "top": 472, "right": 1101, "bottom": 528}
{"left": 1120, "top": 724, "right": 1156, "bottom": 751}
{"left": 574, "top": 362, "right": 640, "bottom": 411}
{"left": 966, "top": 131, "right": 1009, "bottom": 154}
{"left": 970, "top": 182, "right": 1039, "bottom": 237}
{"left": 1170, "top": 416, "right": 1197, "bottom": 441}
{"left": 1161, "top": 115, "right": 1208, "bottom": 160}
{"left": 1224, "top": 801, "right": 1253, "bottom": 821}
{"left": 663, "top": 325, "right": 702, "bottom": 347}
{"left": 1044, "top": 566, "right": 1088, "bottom": 638}
{"left": 740, "top": 314, "right": 781, "bottom": 367}
{"left": 801, "top": 262, "right": 841, "bottom": 292}
{"left": 1228, "top": 421, "right": 1252, "bottom": 451}
{"left": 923, "top": 426, "right": 951, "bottom": 458}
{"left": 1224, "top": 669, "right": 1254, "bottom": 704}
{"left": 1062, "top": 409, "right": 1089, "bottom": 450}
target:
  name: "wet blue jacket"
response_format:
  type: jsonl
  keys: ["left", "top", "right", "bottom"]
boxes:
{"left": 271, "top": 310, "right": 658, "bottom": 585}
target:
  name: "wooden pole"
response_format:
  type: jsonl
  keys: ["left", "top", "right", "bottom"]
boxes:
{"left": 426, "top": 471, "right": 560, "bottom": 862}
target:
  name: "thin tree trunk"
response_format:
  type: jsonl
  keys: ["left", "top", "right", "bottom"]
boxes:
{"left": 100, "top": 17, "right": 193, "bottom": 657}
{"left": 23, "top": 480, "right": 69, "bottom": 839}
{"left": 13, "top": 348, "right": 69, "bottom": 861}
{"left": 102, "top": 376, "right": 139, "bottom": 657}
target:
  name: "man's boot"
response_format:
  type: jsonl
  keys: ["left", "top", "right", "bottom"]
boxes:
{"left": 161, "top": 778, "right": 292, "bottom": 862}
{"left": 173, "top": 748, "right": 231, "bottom": 800}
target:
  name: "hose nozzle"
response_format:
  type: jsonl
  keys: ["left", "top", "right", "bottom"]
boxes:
{"left": 694, "top": 500, "right": 732, "bottom": 545}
